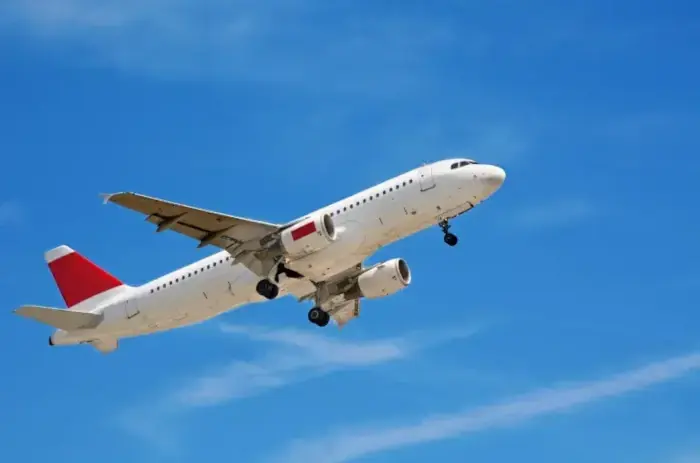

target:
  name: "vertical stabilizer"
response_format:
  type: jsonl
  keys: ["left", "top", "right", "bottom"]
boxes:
{"left": 45, "top": 245, "right": 124, "bottom": 309}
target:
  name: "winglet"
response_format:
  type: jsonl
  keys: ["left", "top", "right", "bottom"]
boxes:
{"left": 99, "top": 193, "right": 115, "bottom": 204}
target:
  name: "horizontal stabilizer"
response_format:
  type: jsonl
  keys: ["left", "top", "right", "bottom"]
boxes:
{"left": 14, "top": 305, "right": 103, "bottom": 331}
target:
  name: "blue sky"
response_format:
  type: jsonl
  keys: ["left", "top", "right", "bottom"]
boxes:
{"left": 1, "top": 0, "right": 700, "bottom": 462}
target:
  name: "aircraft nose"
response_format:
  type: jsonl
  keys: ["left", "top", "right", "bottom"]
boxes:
{"left": 481, "top": 165, "right": 506, "bottom": 191}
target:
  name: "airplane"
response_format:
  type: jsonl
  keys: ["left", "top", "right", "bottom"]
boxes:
{"left": 14, "top": 159, "right": 505, "bottom": 354}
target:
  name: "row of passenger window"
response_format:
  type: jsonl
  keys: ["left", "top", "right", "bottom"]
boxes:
{"left": 329, "top": 178, "right": 414, "bottom": 217}
{"left": 149, "top": 255, "right": 232, "bottom": 293}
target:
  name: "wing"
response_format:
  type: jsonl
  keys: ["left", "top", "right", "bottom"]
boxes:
{"left": 295, "top": 262, "right": 366, "bottom": 329}
{"left": 328, "top": 299, "right": 361, "bottom": 329}
{"left": 102, "top": 192, "right": 282, "bottom": 251}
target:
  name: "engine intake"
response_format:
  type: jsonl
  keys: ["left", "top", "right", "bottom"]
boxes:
{"left": 279, "top": 213, "right": 337, "bottom": 257}
{"left": 346, "top": 258, "right": 411, "bottom": 300}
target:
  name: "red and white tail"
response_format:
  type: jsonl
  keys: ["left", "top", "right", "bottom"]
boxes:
{"left": 45, "top": 245, "right": 125, "bottom": 309}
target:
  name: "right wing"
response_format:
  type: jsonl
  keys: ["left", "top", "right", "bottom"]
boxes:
{"left": 295, "top": 262, "right": 367, "bottom": 329}
{"left": 328, "top": 299, "right": 361, "bottom": 328}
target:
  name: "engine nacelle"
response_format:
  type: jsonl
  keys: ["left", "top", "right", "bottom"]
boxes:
{"left": 346, "top": 258, "right": 412, "bottom": 300}
{"left": 279, "top": 213, "right": 337, "bottom": 257}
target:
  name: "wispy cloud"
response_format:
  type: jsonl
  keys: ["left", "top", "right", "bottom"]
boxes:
{"left": 0, "top": 201, "right": 23, "bottom": 226}
{"left": 512, "top": 197, "right": 597, "bottom": 230}
{"left": 267, "top": 352, "right": 700, "bottom": 463}
{"left": 674, "top": 455, "right": 700, "bottom": 463}
{"left": 0, "top": 0, "right": 458, "bottom": 93}
{"left": 117, "top": 323, "right": 478, "bottom": 451}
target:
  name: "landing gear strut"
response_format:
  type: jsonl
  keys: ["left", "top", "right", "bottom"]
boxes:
{"left": 256, "top": 279, "right": 279, "bottom": 300}
{"left": 308, "top": 307, "right": 330, "bottom": 327}
{"left": 439, "top": 219, "right": 458, "bottom": 246}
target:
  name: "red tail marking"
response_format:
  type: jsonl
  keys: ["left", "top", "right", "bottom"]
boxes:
{"left": 291, "top": 221, "right": 317, "bottom": 241}
{"left": 48, "top": 252, "right": 123, "bottom": 308}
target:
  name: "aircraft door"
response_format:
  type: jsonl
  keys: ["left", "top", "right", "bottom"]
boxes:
{"left": 417, "top": 165, "right": 436, "bottom": 191}
{"left": 124, "top": 299, "right": 140, "bottom": 319}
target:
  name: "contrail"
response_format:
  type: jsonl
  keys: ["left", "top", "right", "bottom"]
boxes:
{"left": 268, "top": 352, "right": 700, "bottom": 463}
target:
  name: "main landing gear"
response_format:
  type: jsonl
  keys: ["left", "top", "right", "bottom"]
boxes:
{"left": 256, "top": 278, "right": 279, "bottom": 300}
{"left": 255, "top": 262, "right": 306, "bottom": 300}
{"left": 308, "top": 306, "right": 330, "bottom": 327}
{"left": 439, "top": 219, "right": 458, "bottom": 246}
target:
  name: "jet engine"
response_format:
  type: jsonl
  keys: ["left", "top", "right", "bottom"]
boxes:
{"left": 279, "top": 213, "right": 337, "bottom": 258}
{"left": 345, "top": 258, "right": 412, "bottom": 300}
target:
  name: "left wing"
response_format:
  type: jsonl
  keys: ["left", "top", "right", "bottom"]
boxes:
{"left": 102, "top": 192, "right": 283, "bottom": 251}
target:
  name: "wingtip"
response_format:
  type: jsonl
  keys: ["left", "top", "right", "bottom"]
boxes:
{"left": 99, "top": 192, "right": 114, "bottom": 204}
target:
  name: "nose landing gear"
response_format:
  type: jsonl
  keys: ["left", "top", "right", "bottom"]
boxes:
{"left": 439, "top": 219, "right": 458, "bottom": 246}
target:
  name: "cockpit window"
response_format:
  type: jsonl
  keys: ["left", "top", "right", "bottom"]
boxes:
{"left": 451, "top": 159, "right": 478, "bottom": 169}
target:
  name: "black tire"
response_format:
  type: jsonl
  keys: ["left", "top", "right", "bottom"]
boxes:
{"left": 317, "top": 311, "right": 330, "bottom": 327}
{"left": 444, "top": 233, "right": 458, "bottom": 246}
{"left": 256, "top": 279, "right": 279, "bottom": 299}
{"left": 308, "top": 307, "right": 330, "bottom": 326}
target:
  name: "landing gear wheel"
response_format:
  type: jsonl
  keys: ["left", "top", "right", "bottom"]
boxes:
{"left": 444, "top": 233, "right": 458, "bottom": 246}
{"left": 308, "top": 307, "right": 330, "bottom": 327}
{"left": 256, "top": 279, "right": 279, "bottom": 300}
{"left": 439, "top": 219, "right": 458, "bottom": 246}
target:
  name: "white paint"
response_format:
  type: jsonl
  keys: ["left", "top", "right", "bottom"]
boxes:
{"left": 42, "top": 159, "right": 505, "bottom": 350}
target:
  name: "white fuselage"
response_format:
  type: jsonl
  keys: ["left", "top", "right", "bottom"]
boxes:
{"left": 51, "top": 159, "right": 505, "bottom": 346}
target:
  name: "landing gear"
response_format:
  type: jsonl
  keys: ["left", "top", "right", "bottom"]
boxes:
{"left": 256, "top": 279, "right": 279, "bottom": 300}
{"left": 308, "top": 306, "right": 330, "bottom": 327}
{"left": 274, "top": 262, "right": 304, "bottom": 283}
{"left": 439, "top": 219, "right": 459, "bottom": 246}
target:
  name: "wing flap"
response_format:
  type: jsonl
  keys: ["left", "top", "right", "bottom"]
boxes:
{"left": 15, "top": 305, "right": 103, "bottom": 331}
{"left": 329, "top": 299, "right": 361, "bottom": 329}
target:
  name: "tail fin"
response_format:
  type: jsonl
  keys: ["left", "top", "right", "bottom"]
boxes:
{"left": 45, "top": 245, "right": 124, "bottom": 309}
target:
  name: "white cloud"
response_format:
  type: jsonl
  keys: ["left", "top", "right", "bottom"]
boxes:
{"left": 267, "top": 352, "right": 700, "bottom": 463}
{"left": 675, "top": 456, "right": 700, "bottom": 463}
{"left": 0, "top": 0, "right": 459, "bottom": 93}
{"left": 117, "top": 323, "right": 478, "bottom": 450}
{"left": 512, "top": 197, "right": 597, "bottom": 230}
{"left": 172, "top": 324, "right": 412, "bottom": 407}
